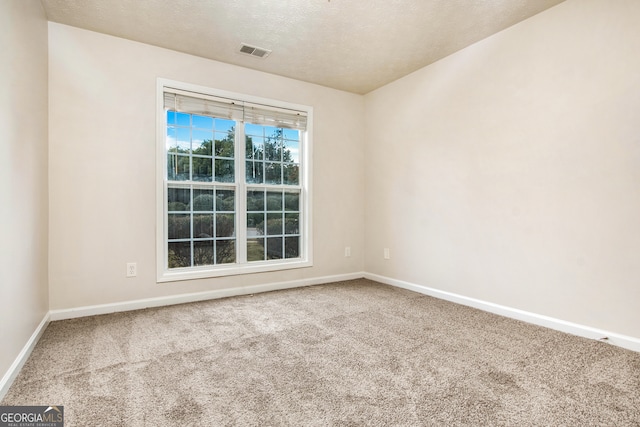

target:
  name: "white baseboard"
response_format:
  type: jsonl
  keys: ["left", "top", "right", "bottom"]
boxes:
{"left": 49, "top": 272, "right": 365, "bottom": 321}
{"left": 365, "top": 272, "right": 640, "bottom": 353}
{"left": 0, "top": 312, "right": 50, "bottom": 401}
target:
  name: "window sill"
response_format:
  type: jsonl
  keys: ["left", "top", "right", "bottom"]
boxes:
{"left": 157, "top": 258, "right": 313, "bottom": 283}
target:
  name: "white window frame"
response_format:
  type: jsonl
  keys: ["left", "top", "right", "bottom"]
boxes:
{"left": 156, "top": 78, "right": 313, "bottom": 282}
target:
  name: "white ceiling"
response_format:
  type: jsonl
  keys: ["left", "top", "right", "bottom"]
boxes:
{"left": 40, "top": 0, "right": 566, "bottom": 94}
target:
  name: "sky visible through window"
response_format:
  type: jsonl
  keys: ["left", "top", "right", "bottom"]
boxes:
{"left": 166, "top": 111, "right": 300, "bottom": 163}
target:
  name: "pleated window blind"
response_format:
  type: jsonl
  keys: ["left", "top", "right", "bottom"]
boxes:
{"left": 163, "top": 88, "right": 307, "bottom": 130}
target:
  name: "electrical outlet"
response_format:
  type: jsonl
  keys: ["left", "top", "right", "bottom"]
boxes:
{"left": 126, "top": 262, "right": 137, "bottom": 278}
{"left": 384, "top": 248, "right": 390, "bottom": 259}
{"left": 345, "top": 246, "right": 351, "bottom": 257}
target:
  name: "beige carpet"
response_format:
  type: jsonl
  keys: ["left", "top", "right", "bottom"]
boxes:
{"left": 3, "top": 279, "right": 640, "bottom": 426}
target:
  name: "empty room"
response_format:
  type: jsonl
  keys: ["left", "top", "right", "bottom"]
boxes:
{"left": 1, "top": 0, "right": 639, "bottom": 425}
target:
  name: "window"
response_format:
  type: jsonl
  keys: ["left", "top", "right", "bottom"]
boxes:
{"left": 157, "top": 80, "right": 312, "bottom": 282}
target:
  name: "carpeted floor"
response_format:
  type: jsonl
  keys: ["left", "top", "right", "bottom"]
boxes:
{"left": 2, "top": 279, "right": 640, "bottom": 426}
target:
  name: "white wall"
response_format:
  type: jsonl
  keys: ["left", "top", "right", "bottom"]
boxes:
{"left": 364, "top": 0, "right": 640, "bottom": 338}
{"left": 0, "top": 1, "right": 49, "bottom": 381}
{"left": 48, "top": 23, "right": 365, "bottom": 310}
{"left": 8, "top": 0, "right": 639, "bottom": 358}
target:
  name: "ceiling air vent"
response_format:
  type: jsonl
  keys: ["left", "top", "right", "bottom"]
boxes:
{"left": 239, "top": 43, "right": 272, "bottom": 59}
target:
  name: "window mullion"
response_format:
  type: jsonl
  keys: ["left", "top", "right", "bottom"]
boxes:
{"left": 236, "top": 123, "right": 247, "bottom": 264}
{"left": 190, "top": 186, "right": 195, "bottom": 267}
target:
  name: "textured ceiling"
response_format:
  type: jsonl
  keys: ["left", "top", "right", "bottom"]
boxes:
{"left": 40, "top": 0, "right": 566, "bottom": 94}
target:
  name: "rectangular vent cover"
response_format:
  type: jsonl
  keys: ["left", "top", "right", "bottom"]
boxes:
{"left": 239, "top": 43, "right": 271, "bottom": 58}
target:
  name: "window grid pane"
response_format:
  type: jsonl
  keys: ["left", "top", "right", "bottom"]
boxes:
{"left": 166, "top": 110, "right": 236, "bottom": 184}
{"left": 246, "top": 187, "right": 301, "bottom": 263}
{"left": 245, "top": 126, "right": 301, "bottom": 187}
{"left": 167, "top": 183, "right": 236, "bottom": 269}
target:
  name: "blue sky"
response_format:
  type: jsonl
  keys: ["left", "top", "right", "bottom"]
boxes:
{"left": 166, "top": 111, "right": 301, "bottom": 162}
